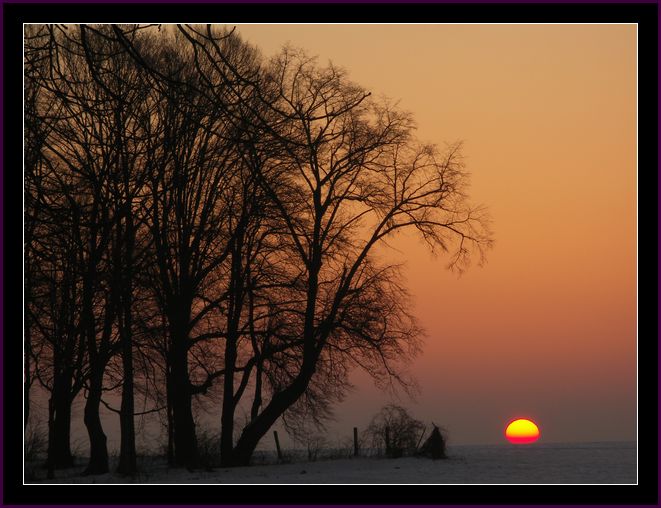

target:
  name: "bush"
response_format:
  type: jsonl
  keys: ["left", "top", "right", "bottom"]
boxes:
{"left": 196, "top": 429, "right": 222, "bottom": 469}
{"left": 305, "top": 434, "right": 328, "bottom": 462}
{"left": 364, "top": 404, "right": 424, "bottom": 458}
{"left": 24, "top": 419, "right": 47, "bottom": 462}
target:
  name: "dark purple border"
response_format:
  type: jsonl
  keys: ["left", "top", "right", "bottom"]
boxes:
{"left": 5, "top": 1, "right": 658, "bottom": 507}
{"left": 1, "top": 0, "right": 4, "bottom": 500}
{"left": 657, "top": 0, "right": 660, "bottom": 504}
{"left": 2, "top": 0, "right": 659, "bottom": 3}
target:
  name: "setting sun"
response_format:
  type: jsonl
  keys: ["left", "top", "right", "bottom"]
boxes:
{"left": 505, "top": 418, "right": 541, "bottom": 444}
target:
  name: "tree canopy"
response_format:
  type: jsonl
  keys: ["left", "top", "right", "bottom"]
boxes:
{"left": 24, "top": 23, "right": 492, "bottom": 472}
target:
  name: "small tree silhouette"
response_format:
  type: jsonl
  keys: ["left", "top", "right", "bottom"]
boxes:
{"left": 365, "top": 405, "right": 424, "bottom": 458}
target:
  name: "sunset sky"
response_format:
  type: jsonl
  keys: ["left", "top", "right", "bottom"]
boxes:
{"left": 233, "top": 24, "right": 638, "bottom": 446}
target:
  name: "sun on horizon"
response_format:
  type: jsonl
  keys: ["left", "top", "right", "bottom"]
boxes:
{"left": 505, "top": 418, "right": 541, "bottom": 444}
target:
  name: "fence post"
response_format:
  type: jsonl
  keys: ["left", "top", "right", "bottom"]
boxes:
{"left": 273, "top": 431, "right": 283, "bottom": 461}
{"left": 353, "top": 427, "right": 359, "bottom": 456}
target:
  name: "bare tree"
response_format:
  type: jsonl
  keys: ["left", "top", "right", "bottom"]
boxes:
{"left": 24, "top": 24, "right": 90, "bottom": 469}
{"left": 365, "top": 404, "right": 424, "bottom": 458}
{"left": 133, "top": 27, "right": 267, "bottom": 468}
{"left": 41, "top": 25, "right": 119, "bottom": 474}
{"left": 169, "top": 30, "right": 492, "bottom": 466}
{"left": 24, "top": 24, "right": 51, "bottom": 430}
{"left": 25, "top": 23, "right": 154, "bottom": 474}
{"left": 24, "top": 24, "right": 493, "bottom": 473}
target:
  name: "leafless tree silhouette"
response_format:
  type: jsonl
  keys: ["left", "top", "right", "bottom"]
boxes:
{"left": 24, "top": 24, "right": 493, "bottom": 473}
{"left": 365, "top": 404, "right": 425, "bottom": 458}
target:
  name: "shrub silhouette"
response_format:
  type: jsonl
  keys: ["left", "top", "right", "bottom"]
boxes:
{"left": 365, "top": 405, "right": 424, "bottom": 458}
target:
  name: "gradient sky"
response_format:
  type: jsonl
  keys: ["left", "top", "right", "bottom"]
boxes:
{"left": 231, "top": 24, "right": 637, "bottom": 446}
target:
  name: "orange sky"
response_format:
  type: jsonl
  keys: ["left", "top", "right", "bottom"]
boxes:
{"left": 234, "top": 24, "right": 637, "bottom": 445}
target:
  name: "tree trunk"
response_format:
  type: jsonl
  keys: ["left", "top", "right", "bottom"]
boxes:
{"left": 116, "top": 333, "right": 136, "bottom": 475}
{"left": 81, "top": 248, "right": 110, "bottom": 475}
{"left": 83, "top": 370, "right": 109, "bottom": 475}
{"left": 166, "top": 377, "right": 175, "bottom": 466}
{"left": 220, "top": 334, "right": 236, "bottom": 466}
{"left": 220, "top": 286, "right": 241, "bottom": 466}
{"left": 171, "top": 379, "right": 197, "bottom": 468}
{"left": 117, "top": 230, "right": 137, "bottom": 475}
{"left": 48, "top": 370, "right": 74, "bottom": 468}
{"left": 230, "top": 264, "right": 322, "bottom": 467}
{"left": 231, "top": 371, "right": 314, "bottom": 466}
{"left": 250, "top": 362, "right": 262, "bottom": 422}
{"left": 170, "top": 326, "right": 198, "bottom": 468}
{"left": 52, "top": 388, "right": 74, "bottom": 468}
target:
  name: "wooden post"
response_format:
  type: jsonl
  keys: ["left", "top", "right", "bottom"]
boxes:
{"left": 353, "top": 427, "right": 359, "bottom": 456}
{"left": 273, "top": 430, "right": 283, "bottom": 461}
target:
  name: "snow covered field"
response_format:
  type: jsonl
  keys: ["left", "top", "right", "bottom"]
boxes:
{"left": 26, "top": 441, "right": 636, "bottom": 484}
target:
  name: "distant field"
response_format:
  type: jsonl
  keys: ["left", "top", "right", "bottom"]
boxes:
{"left": 26, "top": 441, "right": 636, "bottom": 484}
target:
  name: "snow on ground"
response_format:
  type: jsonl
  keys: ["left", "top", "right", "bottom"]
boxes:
{"left": 26, "top": 441, "right": 636, "bottom": 484}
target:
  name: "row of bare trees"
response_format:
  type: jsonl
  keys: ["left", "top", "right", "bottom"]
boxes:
{"left": 24, "top": 24, "right": 491, "bottom": 475}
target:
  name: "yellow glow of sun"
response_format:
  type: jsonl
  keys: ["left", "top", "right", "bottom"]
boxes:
{"left": 505, "top": 418, "right": 540, "bottom": 444}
